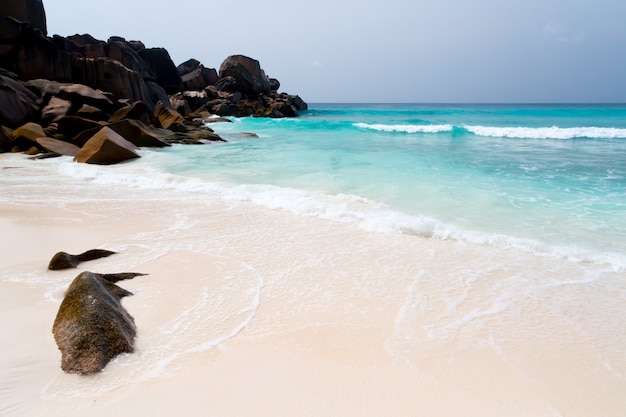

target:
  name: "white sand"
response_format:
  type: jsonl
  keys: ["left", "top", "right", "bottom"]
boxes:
{"left": 1, "top": 154, "right": 625, "bottom": 417}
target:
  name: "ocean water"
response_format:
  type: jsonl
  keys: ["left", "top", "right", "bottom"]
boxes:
{"left": 144, "top": 103, "right": 626, "bottom": 270}
{"left": 3, "top": 103, "right": 626, "bottom": 415}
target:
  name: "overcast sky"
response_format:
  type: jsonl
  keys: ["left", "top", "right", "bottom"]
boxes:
{"left": 44, "top": 0, "right": 626, "bottom": 103}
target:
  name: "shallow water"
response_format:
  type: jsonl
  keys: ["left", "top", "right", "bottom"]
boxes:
{"left": 1, "top": 104, "right": 626, "bottom": 416}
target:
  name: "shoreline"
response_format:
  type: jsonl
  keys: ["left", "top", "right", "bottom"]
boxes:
{"left": 1, "top": 153, "right": 625, "bottom": 417}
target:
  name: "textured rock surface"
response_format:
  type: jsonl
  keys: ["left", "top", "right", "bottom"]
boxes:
{"left": 48, "top": 249, "right": 117, "bottom": 270}
{"left": 0, "top": 2, "right": 306, "bottom": 161}
{"left": 0, "top": 0, "right": 47, "bottom": 35}
{"left": 52, "top": 271, "right": 143, "bottom": 375}
{"left": 74, "top": 126, "right": 140, "bottom": 165}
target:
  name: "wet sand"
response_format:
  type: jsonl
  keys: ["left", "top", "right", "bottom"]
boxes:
{"left": 1, "top": 154, "right": 625, "bottom": 417}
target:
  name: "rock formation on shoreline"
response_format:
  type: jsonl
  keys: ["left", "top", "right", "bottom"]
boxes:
{"left": 52, "top": 271, "right": 145, "bottom": 375}
{"left": 0, "top": 0, "right": 307, "bottom": 163}
{"left": 48, "top": 249, "right": 117, "bottom": 270}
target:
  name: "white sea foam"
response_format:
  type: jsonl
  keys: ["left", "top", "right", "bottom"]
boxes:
{"left": 52, "top": 158, "right": 626, "bottom": 272}
{"left": 354, "top": 122, "right": 453, "bottom": 133}
{"left": 465, "top": 125, "right": 626, "bottom": 139}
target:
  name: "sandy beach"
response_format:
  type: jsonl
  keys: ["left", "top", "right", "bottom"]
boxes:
{"left": 1, "top": 153, "right": 625, "bottom": 417}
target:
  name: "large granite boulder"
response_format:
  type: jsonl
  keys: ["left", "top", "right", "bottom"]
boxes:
{"left": 0, "top": 74, "right": 39, "bottom": 128}
{"left": 71, "top": 56, "right": 154, "bottom": 108}
{"left": 144, "top": 80, "right": 171, "bottom": 110}
{"left": 178, "top": 58, "right": 218, "bottom": 91}
{"left": 138, "top": 47, "right": 183, "bottom": 94}
{"left": 0, "top": 18, "right": 72, "bottom": 81}
{"left": 12, "top": 122, "right": 45, "bottom": 145}
{"left": 108, "top": 101, "right": 152, "bottom": 125}
{"left": 41, "top": 96, "right": 72, "bottom": 124}
{"left": 153, "top": 100, "right": 187, "bottom": 131}
{"left": 55, "top": 116, "right": 104, "bottom": 145}
{"left": 59, "top": 35, "right": 151, "bottom": 80}
{"left": 177, "top": 58, "right": 203, "bottom": 76}
{"left": 74, "top": 126, "right": 140, "bottom": 164}
{"left": 0, "top": 0, "right": 47, "bottom": 36}
{"left": 52, "top": 271, "right": 142, "bottom": 375}
{"left": 25, "top": 79, "right": 114, "bottom": 114}
{"left": 35, "top": 137, "right": 81, "bottom": 156}
{"left": 106, "top": 119, "right": 170, "bottom": 148}
{"left": 218, "top": 55, "right": 271, "bottom": 96}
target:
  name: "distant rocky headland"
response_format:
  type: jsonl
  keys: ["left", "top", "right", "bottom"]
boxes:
{"left": 0, "top": 0, "right": 307, "bottom": 164}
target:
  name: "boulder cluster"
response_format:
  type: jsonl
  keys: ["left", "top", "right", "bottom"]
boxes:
{"left": 0, "top": 0, "right": 307, "bottom": 164}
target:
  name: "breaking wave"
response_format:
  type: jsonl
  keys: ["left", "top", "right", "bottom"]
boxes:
{"left": 353, "top": 122, "right": 626, "bottom": 139}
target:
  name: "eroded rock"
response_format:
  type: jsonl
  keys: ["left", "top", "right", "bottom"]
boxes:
{"left": 52, "top": 271, "right": 145, "bottom": 375}
{"left": 48, "top": 249, "right": 116, "bottom": 270}
{"left": 74, "top": 126, "right": 140, "bottom": 165}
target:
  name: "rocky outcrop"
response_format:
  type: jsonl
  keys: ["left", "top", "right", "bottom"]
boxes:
{"left": 12, "top": 122, "right": 45, "bottom": 148}
{"left": 0, "top": 126, "right": 14, "bottom": 152}
{"left": 35, "top": 136, "right": 80, "bottom": 156}
{"left": 0, "top": 74, "right": 39, "bottom": 128}
{"left": 218, "top": 55, "right": 271, "bottom": 95}
{"left": 0, "top": 0, "right": 47, "bottom": 36}
{"left": 52, "top": 271, "right": 143, "bottom": 375}
{"left": 74, "top": 126, "right": 140, "bottom": 164}
{"left": 0, "top": 0, "right": 307, "bottom": 163}
{"left": 139, "top": 47, "right": 183, "bottom": 94}
{"left": 48, "top": 249, "right": 117, "bottom": 270}
{"left": 0, "top": 17, "right": 72, "bottom": 81}
{"left": 25, "top": 79, "right": 115, "bottom": 111}
{"left": 106, "top": 119, "right": 170, "bottom": 148}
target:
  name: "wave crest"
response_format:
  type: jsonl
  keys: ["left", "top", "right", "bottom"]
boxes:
{"left": 465, "top": 125, "right": 626, "bottom": 139}
{"left": 354, "top": 122, "right": 454, "bottom": 133}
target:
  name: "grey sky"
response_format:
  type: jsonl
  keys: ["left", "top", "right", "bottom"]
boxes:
{"left": 44, "top": 0, "right": 626, "bottom": 103}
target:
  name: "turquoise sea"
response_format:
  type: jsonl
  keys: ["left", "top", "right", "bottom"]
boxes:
{"left": 3, "top": 104, "right": 626, "bottom": 414}
{"left": 143, "top": 103, "right": 626, "bottom": 271}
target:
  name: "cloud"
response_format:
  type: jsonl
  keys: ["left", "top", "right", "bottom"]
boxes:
{"left": 312, "top": 60, "right": 324, "bottom": 68}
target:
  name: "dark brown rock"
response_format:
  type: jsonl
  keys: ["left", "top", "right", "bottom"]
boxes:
{"left": 169, "top": 92, "right": 191, "bottom": 116}
{"left": 63, "top": 35, "right": 151, "bottom": 80}
{"left": 35, "top": 137, "right": 80, "bottom": 156}
{"left": 56, "top": 116, "right": 103, "bottom": 146}
{"left": 0, "top": 20, "right": 72, "bottom": 81}
{"left": 106, "top": 119, "right": 170, "bottom": 148}
{"left": 138, "top": 47, "right": 183, "bottom": 94}
{"left": 182, "top": 90, "right": 210, "bottom": 111}
{"left": 269, "top": 78, "right": 280, "bottom": 92}
{"left": 145, "top": 80, "right": 171, "bottom": 111}
{"left": 153, "top": 100, "right": 187, "bottom": 132}
{"left": 75, "top": 104, "right": 107, "bottom": 121}
{"left": 0, "top": 75, "right": 39, "bottom": 128}
{"left": 108, "top": 101, "right": 152, "bottom": 124}
{"left": 71, "top": 56, "right": 153, "bottom": 108}
{"left": 25, "top": 79, "right": 114, "bottom": 112}
{"left": 52, "top": 271, "right": 144, "bottom": 375}
{"left": 12, "top": 122, "right": 45, "bottom": 144}
{"left": 218, "top": 55, "right": 271, "bottom": 95}
{"left": 41, "top": 96, "right": 72, "bottom": 124}
{"left": 177, "top": 58, "right": 202, "bottom": 76}
{"left": 74, "top": 126, "right": 140, "bottom": 165}
{"left": 0, "top": 126, "right": 14, "bottom": 152}
{"left": 181, "top": 66, "right": 219, "bottom": 91}
{"left": 24, "top": 145, "right": 41, "bottom": 155}
{"left": 0, "top": 0, "right": 47, "bottom": 36}
{"left": 0, "top": 17, "right": 28, "bottom": 55}
{"left": 48, "top": 249, "right": 116, "bottom": 270}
